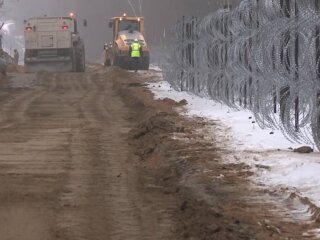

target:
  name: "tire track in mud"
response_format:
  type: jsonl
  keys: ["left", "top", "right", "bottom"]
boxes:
{"left": 57, "top": 72, "right": 171, "bottom": 240}
{"left": 0, "top": 73, "right": 75, "bottom": 240}
{"left": 0, "top": 68, "right": 175, "bottom": 240}
{"left": 0, "top": 71, "right": 96, "bottom": 239}
{"left": 0, "top": 89, "right": 44, "bottom": 129}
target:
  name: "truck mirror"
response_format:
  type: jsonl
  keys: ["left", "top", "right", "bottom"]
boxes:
{"left": 109, "top": 21, "right": 113, "bottom": 28}
{"left": 83, "top": 19, "right": 87, "bottom": 27}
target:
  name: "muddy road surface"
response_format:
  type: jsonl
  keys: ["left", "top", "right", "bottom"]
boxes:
{"left": 0, "top": 66, "right": 316, "bottom": 240}
{"left": 0, "top": 67, "right": 174, "bottom": 240}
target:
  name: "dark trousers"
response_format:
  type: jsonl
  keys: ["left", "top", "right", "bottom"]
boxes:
{"left": 132, "top": 57, "right": 139, "bottom": 71}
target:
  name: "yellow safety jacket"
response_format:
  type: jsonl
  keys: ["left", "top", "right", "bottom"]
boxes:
{"left": 131, "top": 42, "right": 141, "bottom": 58}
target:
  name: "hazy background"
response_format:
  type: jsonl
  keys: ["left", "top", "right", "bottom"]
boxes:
{"left": 2, "top": 0, "right": 241, "bottom": 61}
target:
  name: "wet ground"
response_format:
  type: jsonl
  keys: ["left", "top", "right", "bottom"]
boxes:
{"left": 0, "top": 65, "right": 318, "bottom": 239}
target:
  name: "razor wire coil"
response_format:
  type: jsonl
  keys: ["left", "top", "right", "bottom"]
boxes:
{"left": 164, "top": 0, "right": 320, "bottom": 149}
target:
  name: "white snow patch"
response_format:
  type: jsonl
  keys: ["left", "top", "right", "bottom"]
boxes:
{"left": 148, "top": 79, "right": 320, "bottom": 223}
{"left": 149, "top": 64, "right": 162, "bottom": 72}
{"left": 259, "top": 153, "right": 320, "bottom": 204}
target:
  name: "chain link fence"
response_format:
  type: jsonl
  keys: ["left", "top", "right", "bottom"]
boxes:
{"left": 163, "top": 0, "right": 320, "bottom": 149}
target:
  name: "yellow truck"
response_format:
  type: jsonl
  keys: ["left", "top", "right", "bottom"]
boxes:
{"left": 104, "top": 14, "right": 150, "bottom": 70}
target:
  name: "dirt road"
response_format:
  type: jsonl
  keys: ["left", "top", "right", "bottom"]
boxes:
{"left": 0, "top": 67, "right": 175, "bottom": 240}
{"left": 0, "top": 66, "right": 317, "bottom": 240}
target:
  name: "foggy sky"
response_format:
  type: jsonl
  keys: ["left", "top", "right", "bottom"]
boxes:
{"left": 10, "top": 0, "right": 241, "bottom": 60}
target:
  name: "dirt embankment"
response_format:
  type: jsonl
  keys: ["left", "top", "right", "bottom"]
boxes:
{"left": 112, "top": 69, "right": 315, "bottom": 240}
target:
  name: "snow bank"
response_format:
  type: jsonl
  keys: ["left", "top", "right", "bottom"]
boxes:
{"left": 148, "top": 79, "right": 320, "bottom": 214}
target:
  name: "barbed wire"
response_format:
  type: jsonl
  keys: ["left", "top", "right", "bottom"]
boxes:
{"left": 163, "top": 0, "right": 320, "bottom": 149}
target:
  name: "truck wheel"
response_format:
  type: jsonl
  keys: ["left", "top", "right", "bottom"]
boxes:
{"left": 72, "top": 49, "right": 77, "bottom": 72}
{"left": 75, "top": 40, "right": 86, "bottom": 72}
{"left": 80, "top": 45, "right": 86, "bottom": 72}
{"left": 24, "top": 64, "right": 30, "bottom": 73}
{"left": 112, "top": 55, "right": 120, "bottom": 67}
{"left": 141, "top": 57, "right": 150, "bottom": 70}
{"left": 104, "top": 59, "right": 111, "bottom": 67}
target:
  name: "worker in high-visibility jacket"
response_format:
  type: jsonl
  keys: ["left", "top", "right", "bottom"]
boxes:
{"left": 129, "top": 39, "right": 142, "bottom": 72}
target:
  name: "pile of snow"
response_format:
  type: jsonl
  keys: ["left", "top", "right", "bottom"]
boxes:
{"left": 149, "top": 64, "right": 162, "bottom": 72}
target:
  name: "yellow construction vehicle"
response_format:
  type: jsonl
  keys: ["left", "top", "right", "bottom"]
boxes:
{"left": 104, "top": 13, "right": 150, "bottom": 70}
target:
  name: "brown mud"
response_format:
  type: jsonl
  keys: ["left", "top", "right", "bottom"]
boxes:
{"left": 0, "top": 66, "right": 317, "bottom": 240}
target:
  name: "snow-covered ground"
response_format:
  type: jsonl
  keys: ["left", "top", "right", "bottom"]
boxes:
{"left": 148, "top": 79, "right": 320, "bottom": 218}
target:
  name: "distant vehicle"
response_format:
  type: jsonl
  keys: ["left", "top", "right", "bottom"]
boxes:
{"left": 24, "top": 13, "right": 86, "bottom": 73}
{"left": 104, "top": 13, "right": 150, "bottom": 70}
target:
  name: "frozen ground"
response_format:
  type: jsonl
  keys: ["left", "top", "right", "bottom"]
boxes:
{"left": 148, "top": 79, "right": 320, "bottom": 216}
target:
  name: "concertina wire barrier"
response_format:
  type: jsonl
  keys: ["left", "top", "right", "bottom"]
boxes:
{"left": 163, "top": 0, "right": 320, "bottom": 150}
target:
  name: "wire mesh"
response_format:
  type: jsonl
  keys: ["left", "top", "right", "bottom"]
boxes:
{"left": 163, "top": 0, "right": 320, "bottom": 149}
